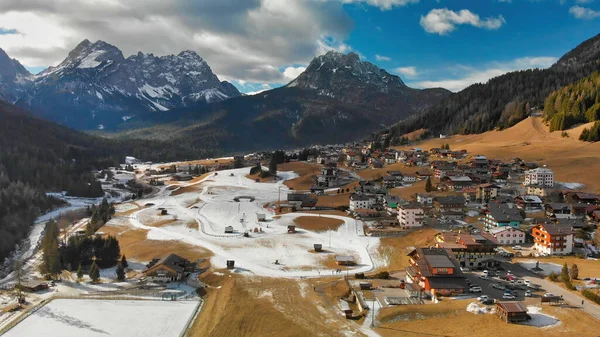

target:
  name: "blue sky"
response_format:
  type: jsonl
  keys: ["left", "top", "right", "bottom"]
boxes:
{"left": 1, "top": 0, "right": 598, "bottom": 93}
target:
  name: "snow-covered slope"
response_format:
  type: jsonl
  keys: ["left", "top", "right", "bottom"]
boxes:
{"left": 0, "top": 48, "right": 33, "bottom": 103}
{"left": 14, "top": 40, "right": 241, "bottom": 130}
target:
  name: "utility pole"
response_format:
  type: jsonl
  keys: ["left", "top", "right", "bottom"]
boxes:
{"left": 15, "top": 260, "right": 23, "bottom": 307}
{"left": 370, "top": 298, "right": 376, "bottom": 327}
{"left": 277, "top": 186, "right": 281, "bottom": 212}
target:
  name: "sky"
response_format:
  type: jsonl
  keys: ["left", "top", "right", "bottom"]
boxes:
{"left": 0, "top": 0, "right": 598, "bottom": 94}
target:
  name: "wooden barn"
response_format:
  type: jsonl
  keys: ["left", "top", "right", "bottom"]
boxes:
{"left": 335, "top": 255, "right": 355, "bottom": 266}
{"left": 496, "top": 302, "right": 530, "bottom": 323}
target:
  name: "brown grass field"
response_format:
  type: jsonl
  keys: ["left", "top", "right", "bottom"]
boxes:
{"left": 515, "top": 256, "right": 600, "bottom": 279}
{"left": 293, "top": 216, "right": 345, "bottom": 232}
{"left": 396, "top": 117, "right": 600, "bottom": 192}
{"left": 377, "top": 228, "right": 438, "bottom": 271}
{"left": 100, "top": 225, "right": 211, "bottom": 262}
{"left": 280, "top": 162, "right": 322, "bottom": 191}
{"left": 189, "top": 275, "right": 368, "bottom": 337}
{"left": 376, "top": 298, "right": 600, "bottom": 337}
{"left": 170, "top": 185, "right": 203, "bottom": 196}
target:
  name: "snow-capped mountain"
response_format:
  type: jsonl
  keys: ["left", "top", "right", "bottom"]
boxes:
{"left": 13, "top": 40, "right": 240, "bottom": 130}
{"left": 0, "top": 48, "right": 33, "bottom": 103}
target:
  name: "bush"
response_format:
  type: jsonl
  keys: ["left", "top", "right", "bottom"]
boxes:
{"left": 355, "top": 273, "right": 366, "bottom": 279}
{"left": 561, "top": 131, "right": 569, "bottom": 138}
{"left": 373, "top": 271, "right": 390, "bottom": 279}
{"left": 260, "top": 170, "right": 271, "bottom": 178}
{"left": 582, "top": 289, "right": 600, "bottom": 304}
{"left": 548, "top": 272, "right": 558, "bottom": 282}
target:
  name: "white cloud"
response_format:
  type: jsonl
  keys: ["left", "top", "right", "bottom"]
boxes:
{"left": 569, "top": 5, "right": 600, "bottom": 19}
{"left": 413, "top": 56, "right": 557, "bottom": 92}
{"left": 375, "top": 54, "right": 391, "bottom": 61}
{"left": 338, "top": 0, "right": 420, "bottom": 10}
{"left": 0, "top": 0, "right": 359, "bottom": 85}
{"left": 282, "top": 66, "right": 307, "bottom": 81}
{"left": 394, "top": 66, "right": 418, "bottom": 77}
{"left": 420, "top": 8, "right": 506, "bottom": 35}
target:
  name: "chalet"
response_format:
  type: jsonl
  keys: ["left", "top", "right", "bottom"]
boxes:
{"left": 224, "top": 226, "right": 234, "bottom": 233}
{"left": 397, "top": 202, "right": 425, "bottom": 229}
{"left": 369, "top": 158, "right": 384, "bottom": 169}
{"left": 545, "top": 203, "right": 572, "bottom": 219}
{"left": 532, "top": 223, "right": 574, "bottom": 255}
{"left": 316, "top": 166, "right": 340, "bottom": 187}
{"left": 489, "top": 226, "right": 527, "bottom": 245}
{"left": 416, "top": 194, "right": 434, "bottom": 206}
{"left": 403, "top": 175, "right": 416, "bottom": 183}
{"left": 288, "top": 193, "right": 310, "bottom": 207}
{"left": 143, "top": 254, "right": 193, "bottom": 282}
{"left": 434, "top": 165, "right": 457, "bottom": 179}
{"left": 565, "top": 192, "right": 600, "bottom": 205}
{"left": 387, "top": 170, "right": 403, "bottom": 177}
{"left": 406, "top": 247, "right": 468, "bottom": 296}
{"left": 382, "top": 175, "right": 403, "bottom": 188}
{"left": 415, "top": 170, "right": 433, "bottom": 180}
{"left": 515, "top": 195, "right": 544, "bottom": 212}
{"left": 384, "top": 195, "right": 403, "bottom": 214}
{"left": 475, "top": 184, "right": 500, "bottom": 202}
{"left": 441, "top": 176, "right": 473, "bottom": 191}
{"left": 335, "top": 255, "right": 355, "bottom": 266}
{"left": 19, "top": 280, "right": 49, "bottom": 292}
{"left": 462, "top": 188, "right": 477, "bottom": 202}
{"left": 349, "top": 194, "right": 376, "bottom": 211}
{"left": 173, "top": 173, "right": 193, "bottom": 181}
{"left": 435, "top": 232, "right": 501, "bottom": 268}
{"left": 483, "top": 203, "right": 523, "bottom": 230}
{"left": 496, "top": 302, "right": 530, "bottom": 323}
{"left": 434, "top": 196, "right": 466, "bottom": 213}
{"left": 526, "top": 185, "right": 551, "bottom": 197}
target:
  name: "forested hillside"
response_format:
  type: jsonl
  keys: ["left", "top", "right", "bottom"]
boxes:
{"left": 389, "top": 33, "right": 600, "bottom": 141}
{"left": 544, "top": 72, "right": 600, "bottom": 131}
{"left": 0, "top": 99, "right": 203, "bottom": 262}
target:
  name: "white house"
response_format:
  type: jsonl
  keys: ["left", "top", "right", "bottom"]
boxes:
{"left": 349, "top": 194, "right": 376, "bottom": 211}
{"left": 403, "top": 175, "right": 417, "bottom": 183}
{"left": 524, "top": 167, "right": 554, "bottom": 187}
{"left": 533, "top": 223, "right": 574, "bottom": 255}
{"left": 416, "top": 194, "right": 433, "bottom": 205}
{"left": 489, "top": 227, "right": 527, "bottom": 245}
{"left": 398, "top": 202, "right": 425, "bottom": 229}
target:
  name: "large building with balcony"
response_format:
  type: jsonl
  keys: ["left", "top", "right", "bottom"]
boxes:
{"left": 397, "top": 202, "right": 425, "bottom": 229}
{"left": 406, "top": 247, "right": 468, "bottom": 297}
{"left": 524, "top": 167, "right": 554, "bottom": 187}
{"left": 483, "top": 203, "right": 523, "bottom": 230}
{"left": 435, "top": 232, "right": 501, "bottom": 268}
{"left": 532, "top": 223, "right": 574, "bottom": 255}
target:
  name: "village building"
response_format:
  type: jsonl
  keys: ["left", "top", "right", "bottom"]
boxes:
{"left": 416, "top": 194, "right": 434, "bottom": 206}
{"left": 565, "top": 192, "right": 600, "bottom": 205}
{"left": 435, "top": 232, "right": 501, "bottom": 268}
{"left": 524, "top": 167, "right": 554, "bottom": 187}
{"left": 403, "top": 175, "right": 417, "bottom": 183}
{"left": 475, "top": 183, "right": 500, "bottom": 202}
{"left": 527, "top": 185, "right": 552, "bottom": 197}
{"left": 382, "top": 175, "right": 403, "bottom": 188}
{"left": 532, "top": 222, "right": 574, "bottom": 255}
{"left": 440, "top": 176, "right": 473, "bottom": 191}
{"left": 515, "top": 195, "right": 544, "bottom": 212}
{"left": 142, "top": 254, "right": 194, "bottom": 282}
{"left": 384, "top": 195, "right": 403, "bottom": 214}
{"left": 488, "top": 226, "right": 527, "bottom": 245}
{"left": 316, "top": 166, "right": 340, "bottom": 187}
{"left": 406, "top": 247, "right": 468, "bottom": 297}
{"left": 349, "top": 194, "right": 376, "bottom": 211}
{"left": 397, "top": 202, "right": 425, "bottom": 229}
{"left": 483, "top": 203, "right": 523, "bottom": 230}
{"left": 434, "top": 196, "right": 466, "bottom": 213}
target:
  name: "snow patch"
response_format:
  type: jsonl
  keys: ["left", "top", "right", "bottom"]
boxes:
{"left": 466, "top": 302, "right": 495, "bottom": 314}
{"left": 95, "top": 91, "right": 103, "bottom": 100}
{"left": 77, "top": 50, "right": 105, "bottom": 69}
{"left": 523, "top": 306, "right": 560, "bottom": 328}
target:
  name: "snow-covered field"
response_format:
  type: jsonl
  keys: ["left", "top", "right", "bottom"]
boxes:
{"left": 3, "top": 299, "right": 199, "bottom": 337}
{"left": 517, "top": 260, "right": 562, "bottom": 276}
{"left": 105, "top": 167, "right": 379, "bottom": 277}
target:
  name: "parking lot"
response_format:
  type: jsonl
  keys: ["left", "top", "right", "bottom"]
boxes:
{"left": 463, "top": 262, "right": 547, "bottom": 301}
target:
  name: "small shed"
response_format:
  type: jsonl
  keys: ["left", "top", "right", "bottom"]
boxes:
{"left": 160, "top": 209, "right": 168, "bottom": 215}
{"left": 496, "top": 301, "right": 530, "bottom": 323}
{"left": 256, "top": 213, "right": 266, "bottom": 222}
{"left": 359, "top": 283, "right": 372, "bottom": 290}
{"left": 314, "top": 244, "right": 323, "bottom": 252}
{"left": 339, "top": 300, "right": 353, "bottom": 319}
{"left": 19, "top": 280, "right": 49, "bottom": 292}
{"left": 224, "top": 226, "right": 234, "bottom": 233}
{"left": 335, "top": 255, "right": 355, "bottom": 266}
{"left": 226, "top": 260, "right": 235, "bottom": 270}
{"left": 287, "top": 225, "right": 296, "bottom": 234}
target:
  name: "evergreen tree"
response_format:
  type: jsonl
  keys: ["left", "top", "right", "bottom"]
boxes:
{"left": 121, "top": 255, "right": 128, "bottom": 269}
{"left": 425, "top": 177, "right": 433, "bottom": 192}
{"left": 570, "top": 264, "right": 579, "bottom": 280}
{"left": 561, "top": 263, "right": 570, "bottom": 283}
{"left": 116, "top": 263, "right": 125, "bottom": 281}
{"left": 40, "top": 220, "right": 61, "bottom": 279}
{"left": 269, "top": 155, "right": 277, "bottom": 175}
{"left": 76, "top": 263, "right": 83, "bottom": 280}
{"left": 89, "top": 260, "right": 100, "bottom": 283}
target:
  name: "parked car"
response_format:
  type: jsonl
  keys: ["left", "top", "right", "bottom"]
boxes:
{"left": 460, "top": 267, "right": 470, "bottom": 272}
{"left": 524, "top": 279, "right": 531, "bottom": 285}
{"left": 516, "top": 279, "right": 524, "bottom": 285}
{"left": 477, "top": 295, "right": 490, "bottom": 302}
{"left": 525, "top": 290, "right": 532, "bottom": 297}
{"left": 513, "top": 245, "right": 522, "bottom": 250}
{"left": 491, "top": 283, "right": 505, "bottom": 290}
{"left": 470, "top": 286, "right": 483, "bottom": 293}
{"left": 483, "top": 270, "right": 489, "bottom": 275}
{"left": 481, "top": 298, "right": 495, "bottom": 305}
{"left": 543, "top": 293, "right": 556, "bottom": 297}
{"left": 479, "top": 275, "right": 489, "bottom": 280}
{"left": 502, "top": 293, "right": 516, "bottom": 300}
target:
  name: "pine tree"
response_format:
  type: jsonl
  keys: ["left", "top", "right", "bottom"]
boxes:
{"left": 269, "top": 155, "right": 277, "bottom": 175}
{"left": 561, "top": 263, "right": 570, "bottom": 283}
{"left": 76, "top": 263, "right": 83, "bottom": 280}
{"left": 425, "top": 177, "right": 433, "bottom": 192}
{"left": 121, "top": 255, "right": 128, "bottom": 269}
{"left": 40, "top": 220, "right": 61, "bottom": 279}
{"left": 89, "top": 260, "right": 100, "bottom": 283}
{"left": 116, "top": 263, "right": 125, "bottom": 281}
{"left": 570, "top": 264, "right": 579, "bottom": 280}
